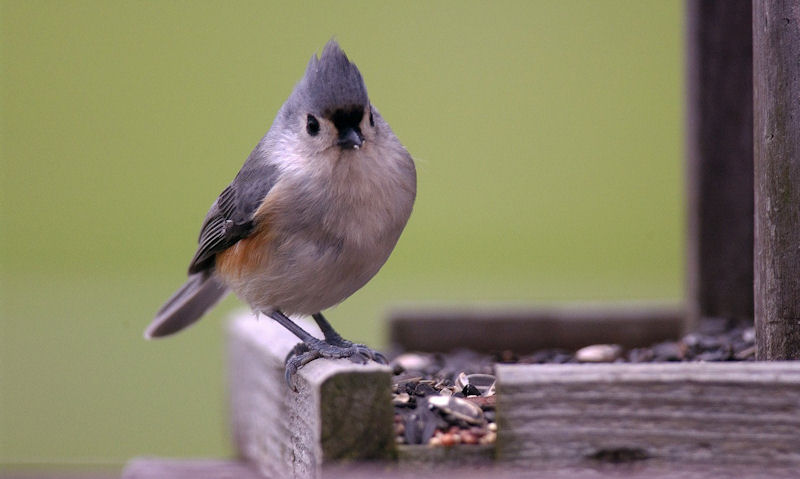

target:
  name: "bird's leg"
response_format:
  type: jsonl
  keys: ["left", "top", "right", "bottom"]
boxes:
{"left": 268, "top": 310, "right": 385, "bottom": 390}
{"left": 311, "top": 312, "right": 346, "bottom": 344}
{"left": 311, "top": 312, "right": 387, "bottom": 364}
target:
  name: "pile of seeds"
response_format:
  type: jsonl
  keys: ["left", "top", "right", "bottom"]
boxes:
{"left": 511, "top": 318, "right": 756, "bottom": 364}
{"left": 390, "top": 351, "right": 498, "bottom": 447}
{"left": 389, "top": 318, "right": 754, "bottom": 448}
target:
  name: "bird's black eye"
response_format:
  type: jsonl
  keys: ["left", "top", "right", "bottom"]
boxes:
{"left": 306, "top": 114, "right": 320, "bottom": 136}
{"left": 369, "top": 111, "right": 374, "bottom": 127}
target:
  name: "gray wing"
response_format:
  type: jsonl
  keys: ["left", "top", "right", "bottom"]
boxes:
{"left": 188, "top": 161, "right": 280, "bottom": 274}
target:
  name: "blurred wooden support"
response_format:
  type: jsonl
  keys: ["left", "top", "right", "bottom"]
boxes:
{"left": 227, "top": 312, "right": 394, "bottom": 479}
{"left": 388, "top": 304, "right": 683, "bottom": 353}
{"left": 122, "top": 458, "right": 262, "bottom": 479}
{"left": 495, "top": 362, "right": 800, "bottom": 467}
{"left": 685, "top": 0, "right": 754, "bottom": 331}
{"left": 753, "top": 1, "right": 800, "bottom": 360}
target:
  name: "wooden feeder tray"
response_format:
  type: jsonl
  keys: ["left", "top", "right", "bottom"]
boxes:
{"left": 123, "top": 307, "right": 800, "bottom": 479}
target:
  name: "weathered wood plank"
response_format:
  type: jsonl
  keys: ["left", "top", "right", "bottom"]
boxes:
{"left": 685, "top": 0, "right": 754, "bottom": 329}
{"left": 118, "top": 458, "right": 800, "bottom": 479}
{"left": 388, "top": 304, "right": 683, "bottom": 353}
{"left": 227, "top": 312, "right": 394, "bottom": 479}
{"left": 396, "top": 444, "right": 494, "bottom": 467}
{"left": 753, "top": 0, "right": 800, "bottom": 360}
{"left": 495, "top": 362, "right": 800, "bottom": 467}
{"left": 323, "top": 462, "right": 799, "bottom": 479}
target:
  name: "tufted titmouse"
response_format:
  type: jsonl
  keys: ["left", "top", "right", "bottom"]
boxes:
{"left": 145, "top": 40, "right": 416, "bottom": 388}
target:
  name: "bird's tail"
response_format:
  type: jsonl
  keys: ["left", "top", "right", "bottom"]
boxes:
{"left": 145, "top": 273, "right": 229, "bottom": 338}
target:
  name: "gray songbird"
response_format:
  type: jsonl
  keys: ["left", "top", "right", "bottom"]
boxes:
{"left": 145, "top": 40, "right": 416, "bottom": 388}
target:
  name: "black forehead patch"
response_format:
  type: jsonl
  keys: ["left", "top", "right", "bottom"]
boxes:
{"left": 330, "top": 107, "right": 364, "bottom": 131}
{"left": 291, "top": 40, "right": 369, "bottom": 116}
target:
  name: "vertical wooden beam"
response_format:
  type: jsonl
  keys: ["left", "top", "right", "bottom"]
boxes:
{"left": 227, "top": 313, "right": 394, "bottom": 479}
{"left": 685, "top": 0, "right": 754, "bottom": 331}
{"left": 753, "top": 1, "right": 800, "bottom": 360}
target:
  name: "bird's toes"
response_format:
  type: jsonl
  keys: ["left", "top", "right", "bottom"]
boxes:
{"left": 283, "top": 339, "right": 388, "bottom": 390}
{"left": 347, "top": 343, "right": 387, "bottom": 364}
{"left": 284, "top": 345, "right": 322, "bottom": 391}
{"left": 285, "top": 342, "right": 311, "bottom": 364}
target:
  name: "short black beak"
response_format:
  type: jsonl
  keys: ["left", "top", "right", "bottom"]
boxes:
{"left": 338, "top": 127, "right": 364, "bottom": 150}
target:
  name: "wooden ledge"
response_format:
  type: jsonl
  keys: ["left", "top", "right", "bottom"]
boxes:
{"left": 388, "top": 303, "right": 685, "bottom": 353}
{"left": 227, "top": 312, "right": 394, "bottom": 479}
{"left": 495, "top": 361, "right": 800, "bottom": 467}
{"left": 120, "top": 457, "right": 800, "bottom": 479}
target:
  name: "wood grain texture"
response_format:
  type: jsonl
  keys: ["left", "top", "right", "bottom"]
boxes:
{"left": 396, "top": 444, "right": 494, "bottom": 467}
{"left": 494, "top": 362, "right": 800, "bottom": 467}
{"left": 685, "top": 0, "right": 754, "bottom": 328}
{"left": 753, "top": 0, "right": 800, "bottom": 360}
{"left": 388, "top": 304, "right": 683, "bottom": 353}
{"left": 227, "top": 312, "right": 394, "bottom": 479}
{"left": 118, "top": 458, "right": 800, "bottom": 479}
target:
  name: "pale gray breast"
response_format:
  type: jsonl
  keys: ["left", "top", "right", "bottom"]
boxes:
{"left": 249, "top": 138, "right": 415, "bottom": 313}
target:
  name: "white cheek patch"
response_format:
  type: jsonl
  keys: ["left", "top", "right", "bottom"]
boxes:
{"left": 272, "top": 133, "right": 314, "bottom": 177}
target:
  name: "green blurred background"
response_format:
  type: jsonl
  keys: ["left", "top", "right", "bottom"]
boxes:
{"left": 1, "top": 0, "right": 683, "bottom": 471}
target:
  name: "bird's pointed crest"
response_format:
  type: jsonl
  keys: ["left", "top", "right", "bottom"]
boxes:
{"left": 292, "top": 40, "right": 369, "bottom": 116}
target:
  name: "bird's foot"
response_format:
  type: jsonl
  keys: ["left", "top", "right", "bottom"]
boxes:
{"left": 284, "top": 338, "right": 387, "bottom": 390}
{"left": 320, "top": 335, "right": 388, "bottom": 365}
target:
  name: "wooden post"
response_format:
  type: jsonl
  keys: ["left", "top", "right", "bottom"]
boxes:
{"left": 685, "top": 0, "right": 754, "bottom": 330}
{"left": 227, "top": 312, "right": 395, "bottom": 479}
{"left": 753, "top": 1, "right": 800, "bottom": 360}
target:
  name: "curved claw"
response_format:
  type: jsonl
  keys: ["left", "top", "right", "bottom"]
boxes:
{"left": 285, "top": 348, "right": 322, "bottom": 391}
{"left": 372, "top": 350, "right": 388, "bottom": 365}
{"left": 347, "top": 343, "right": 387, "bottom": 364}
{"left": 351, "top": 344, "right": 387, "bottom": 364}
{"left": 285, "top": 342, "right": 310, "bottom": 363}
